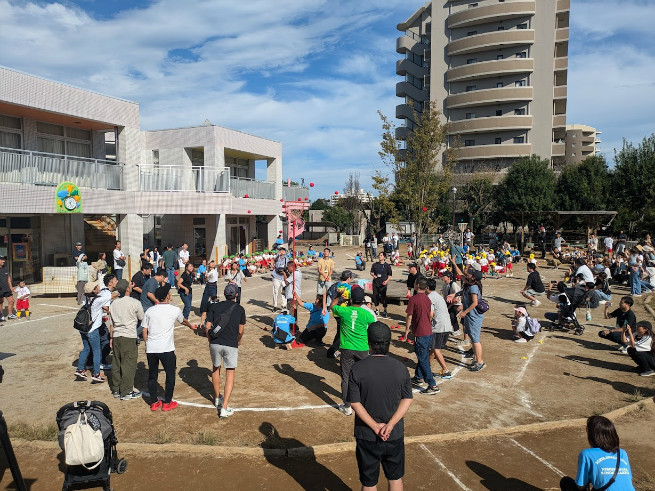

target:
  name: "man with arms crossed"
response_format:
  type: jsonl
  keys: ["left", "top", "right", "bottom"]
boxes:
{"left": 348, "top": 322, "right": 413, "bottom": 491}
{"left": 317, "top": 248, "right": 334, "bottom": 295}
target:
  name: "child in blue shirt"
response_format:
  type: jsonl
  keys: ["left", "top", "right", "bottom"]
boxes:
{"left": 296, "top": 294, "right": 330, "bottom": 344}
{"left": 272, "top": 309, "right": 296, "bottom": 345}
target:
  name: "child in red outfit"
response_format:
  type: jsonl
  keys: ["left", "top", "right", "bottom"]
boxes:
{"left": 15, "top": 279, "right": 30, "bottom": 317}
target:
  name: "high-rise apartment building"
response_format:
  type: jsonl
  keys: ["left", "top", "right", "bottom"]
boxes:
{"left": 396, "top": 0, "right": 569, "bottom": 175}
{"left": 565, "top": 124, "right": 601, "bottom": 165}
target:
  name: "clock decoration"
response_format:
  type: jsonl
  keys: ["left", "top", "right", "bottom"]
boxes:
{"left": 55, "top": 182, "right": 82, "bottom": 214}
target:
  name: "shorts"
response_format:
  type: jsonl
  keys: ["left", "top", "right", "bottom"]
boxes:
{"left": 356, "top": 438, "right": 405, "bottom": 487}
{"left": 210, "top": 344, "right": 239, "bottom": 369}
{"left": 525, "top": 289, "right": 545, "bottom": 296}
{"left": 431, "top": 332, "right": 450, "bottom": 350}
{"left": 0, "top": 291, "right": 12, "bottom": 298}
{"left": 317, "top": 280, "right": 332, "bottom": 295}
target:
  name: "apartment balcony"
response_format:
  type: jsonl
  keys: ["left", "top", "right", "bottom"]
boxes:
{"left": 449, "top": 115, "right": 533, "bottom": 135}
{"left": 395, "top": 126, "right": 410, "bottom": 141}
{"left": 396, "top": 58, "right": 428, "bottom": 78}
{"left": 396, "top": 31, "right": 429, "bottom": 55}
{"left": 554, "top": 85, "right": 567, "bottom": 99}
{"left": 138, "top": 165, "right": 230, "bottom": 193}
{"left": 552, "top": 114, "right": 566, "bottom": 128}
{"left": 0, "top": 147, "right": 123, "bottom": 190}
{"left": 456, "top": 143, "right": 532, "bottom": 160}
{"left": 447, "top": 30, "right": 534, "bottom": 56}
{"left": 282, "top": 185, "right": 310, "bottom": 202}
{"left": 552, "top": 142, "right": 565, "bottom": 157}
{"left": 447, "top": 1, "right": 535, "bottom": 29}
{"left": 554, "top": 56, "right": 568, "bottom": 71}
{"left": 396, "top": 103, "right": 420, "bottom": 121}
{"left": 555, "top": 27, "right": 569, "bottom": 42}
{"left": 447, "top": 58, "right": 533, "bottom": 83}
{"left": 446, "top": 86, "right": 533, "bottom": 109}
{"left": 556, "top": 0, "right": 570, "bottom": 12}
{"left": 396, "top": 81, "right": 428, "bottom": 103}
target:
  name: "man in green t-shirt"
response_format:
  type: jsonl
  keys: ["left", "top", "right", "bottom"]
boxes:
{"left": 331, "top": 286, "right": 375, "bottom": 416}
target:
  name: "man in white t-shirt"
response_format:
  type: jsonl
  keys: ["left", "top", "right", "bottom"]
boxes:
{"left": 604, "top": 235, "right": 614, "bottom": 256}
{"left": 142, "top": 283, "right": 196, "bottom": 412}
{"left": 113, "top": 241, "right": 126, "bottom": 280}
{"left": 285, "top": 262, "right": 302, "bottom": 313}
{"left": 574, "top": 258, "right": 595, "bottom": 284}
{"left": 178, "top": 244, "right": 190, "bottom": 271}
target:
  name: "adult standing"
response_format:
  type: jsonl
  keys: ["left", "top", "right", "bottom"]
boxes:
{"left": 451, "top": 241, "right": 466, "bottom": 271}
{"left": 371, "top": 235, "right": 378, "bottom": 257}
{"left": 177, "top": 262, "right": 195, "bottom": 321}
{"left": 74, "top": 281, "right": 105, "bottom": 383}
{"left": 130, "top": 263, "right": 152, "bottom": 301}
{"left": 604, "top": 235, "right": 614, "bottom": 257}
{"left": 370, "top": 253, "right": 392, "bottom": 318}
{"left": 441, "top": 272, "right": 462, "bottom": 334}
{"left": 325, "top": 270, "right": 354, "bottom": 359}
{"left": 539, "top": 225, "right": 547, "bottom": 259}
{"left": 0, "top": 256, "right": 15, "bottom": 321}
{"left": 332, "top": 287, "right": 375, "bottom": 415}
{"left": 271, "top": 247, "right": 289, "bottom": 311}
{"left": 76, "top": 253, "right": 90, "bottom": 305}
{"left": 200, "top": 260, "right": 218, "bottom": 313}
{"left": 404, "top": 278, "right": 439, "bottom": 395}
{"left": 178, "top": 243, "right": 190, "bottom": 272}
{"left": 225, "top": 262, "right": 246, "bottom": 305}
{"left": 405, "top": 262, "right": 424, "bottom": 298}
{"left": 142, "top": 284, "right": 196, "bottom": 412}
{"left": 364, "top": 236, "right": 372, "bottom": 262}
{"left": 285, "top": 261, "right": 302, "bottom": 314}
{"left": 161, "top": 244, "right": 178, "bottom": 288}
{"left": 521, "top": 262, "right": 546, "bottom": 307}
{"left": 588, "top": 234, "right": 598, "bottom": 254}
{"left": 205, "top": 283, "right": 246, "bottom": 418}
{"left": 113, "top": 241, "right": 126, "bottom": 280}
{"left": 464, "top": 228, "right": 474, "bottom": 247}
{"left": 109, "top": 279, "right": 144, "bottom": 400}
{"left": 347, "top": 322, "right": 413, "bottom": 491}
{"left": 553, "top": 232, "right": 564, "bottom": 252}
{"left": 427, "top": 278, "right": 453, "bottom": 380}
{"left": 141, "top": 268, "right": 167, "bottom": 313}
{"left": 616, "top": 230, "right": 627, "bottom": 256}
{"left": 317, "top": 248, "right": 335, "bottom": 296}
{"left": 73, "top": 241, "right": 85, "bottom": 264}
{"left": 91, "top": 252, "right": 108, "bottom": 286}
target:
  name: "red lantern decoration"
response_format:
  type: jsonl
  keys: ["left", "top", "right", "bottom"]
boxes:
{"left": 279, "top": 230, "right": 283, "bottom": 234}
{"left": 280, "top": 199, "right": 284, "bottom": 202}
{"left": 298, "top": 198, "right": 302, "bottom": 201}
{"left": 335, "top": 191, "right": 339, "bottom": 195}
{"left": 247, "top": 210, "right": 251, "bottom": 214}
{"left": 310, "top": 182, "right": 314, "bottom": 187}
{"left": 422, "top": 207, "right": 428, "bottom": 212}
{"left": 304, "top": 197, "right": 309, "bottom": 201}
{"left": 244, "top": 194, "right": 249, "bottom": 198}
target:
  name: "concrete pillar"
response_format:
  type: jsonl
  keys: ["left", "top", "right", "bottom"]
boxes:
{"left": 209, "top": 214, "right": 227, "bottom": 262}
{"left": 117, "top": 214, "right": 143, "bottom": 278}
{"left": 22, "top": 118, "right": 38, "bottom": 151}
{"left": 116, "top": 126, "right": 141, "bottom": 192}
{"left": 267, "top": 157, "right": 282, "bottom": 237}
{"left": 267, "top": 215, "right": 281, "bottom": 251}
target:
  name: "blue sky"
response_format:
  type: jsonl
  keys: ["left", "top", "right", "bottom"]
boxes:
{"left": 0, "top": 0, "right": 653, "bottom": 200}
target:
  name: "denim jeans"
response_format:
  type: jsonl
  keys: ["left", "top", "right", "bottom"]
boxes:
{"left": 180, "top": 291, "right": 192, "bottom": 319}
{"left": 414, "top": 335, "right": 436, "bottom": 387}
{"left": 115, "top": 268, "right": 123, "bottom": 280}
{"left": 166, "top": 267, "right": 176, "bottom": 289}
{"left": 200, "top": 283, "right": 217, "bottom": 312}
{"left": 592, "top": 290, "right": 612, "bottom": 302}
{"left": 78, "top": 328, "right": 101, "bottom": 374}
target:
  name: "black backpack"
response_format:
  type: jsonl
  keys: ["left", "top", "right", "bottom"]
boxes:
{"left": 73, "top": 296, "right": 97, "bottom": 333}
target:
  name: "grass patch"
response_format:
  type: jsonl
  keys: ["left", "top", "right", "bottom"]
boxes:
{"left": 627, "top": 389, "right": 643, "bottom": 403}
{"left": 192, "top": 429, "right": 218, "bottom": 446}
{"left": 9, "top": 423, "right": 58, "bottom": 441}
{"left": 153, "top": 426, "right": 173, "bottom": 444}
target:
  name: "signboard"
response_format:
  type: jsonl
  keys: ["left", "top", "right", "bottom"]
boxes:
{"left": 12, "top": 243, "right": 29, "bottom": 261}
{"left": 55, "top": 182, "right": 82, "bottom": 213}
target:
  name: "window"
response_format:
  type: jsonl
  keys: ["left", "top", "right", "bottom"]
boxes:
{"left": 516, "top": 52, "right": 527, "bottom": 58}
{"left": 192, "top": 217, "right": 205, "bottom": 225}
{"left": 517, "top": 23, "right": 528, "bottom": 30}
{"left": 496, "top": 110, "right": 503, "bottom": 116}
{"left": 497, "top": 82, "right": 504, "bottom": 88}
{"left": 571, "top": 143, "right": 576, "bottom": 147}
{"left": 469, "top": 2, "right": 478, "bottom": 7}
{"left": 497, "top": 26, "right": 505, "bottom": 31}
{"left": 466, "top": 58, "right": 477, "bottom": 64}
{"left": 406, "top": 73, "right": 423, "bottom": 89}
{"left": 466, "top": 113, "right": 476, "bottom": 119}
{"left": 36, "top": 121, "right": 92, "bottom": 158}
{"left": 571, "top": 153, "right": 576, "bottom": 156}
{"left": 0, "top": 113, "right": 22, "bottom": 149}
{"left": 466, "top": 85, "right": 477, "bottom": 92}
{"left": 152, "top": 150, "right": 159, "bottom": 165}
{"left": 514, "top": 136, "right": 525, "bottom": 144}
{"left": 465, "top": 139, "right": 475, "bottom": 147}
{"left": 467, "top": 30, "right": 478, "bottom": 36}
{"left": 495, "top": 138, "right": 502, "bottom": 144}
{"left": 514, "top": 108, "right": 526, "bottom": 115}
{"left": 497, "top": 54, "right": 504, "bottom": 60}
{"left": 572, "top": 134, "right": 577, "bottom": 138}
{"left": 515, "top": 80, "right": 526, "bottom": 87}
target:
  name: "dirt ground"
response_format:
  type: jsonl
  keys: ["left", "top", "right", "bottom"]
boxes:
{"left": 1, "top": 245, "right": 654, "bottom": 489}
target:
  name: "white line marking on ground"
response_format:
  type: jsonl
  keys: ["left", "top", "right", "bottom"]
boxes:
{"left": 512, "top": 334, "right": 544, "bottom": 387}
{"left": 419, "top": 444, "right": 472, "bottom": 491}
{"left": 509, "top": 438, "right": 565, "bottom": 477}
{"left": 8, "top": 311, "right": 75, "bottom": 325}
{"left": 35, "top": 303, "right": 79, "bottom": 310}
{"left": 519, "top": 391, "right": 545, "bottom": 419}
{"left": 141, "top": 392, "right": 337, "bottom": 411}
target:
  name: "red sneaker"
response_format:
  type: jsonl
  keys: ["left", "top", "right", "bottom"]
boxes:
{"left": 150, "top": 400, "right": 163, "bottom": 411}
{"left": 162, "top": 401, "right": 178, "bottom": 412}
{"left": 290, "top": 340, "right": 306, "bottom": 349}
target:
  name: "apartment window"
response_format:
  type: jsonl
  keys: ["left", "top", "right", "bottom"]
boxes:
{"left": 466, "top": 85, "right": 477, "bottom": 92}
{"left": 571, "top": 153, "right": 576, "bottom": 156}
{"left": 518, "top": 23, "right": 528, "bottom": 30}
{"left": 515, "top": 80, "right": 526, "bottom": 87}
{"left": 497, "top": 26, "right": 505, "bottom": 31}
{"left": 0, "top": 114, "right": 22, "bottom": 150}
{"left": 36, "top": 121, "right": 91, "bottom": 158}
{"left": 497, "top": 54, "right": 504, "bottom": 60}
{"left": 496, "top": 110, "right": 503, "bottom": 116}
{"left": 152, "top": 150, "right": 160, "bottom": 166}
{"left": 571, "top": 143, "right": 576, "bottom": 147}
{"left": 466, "top": 113, "right": 476, "bottom": 119}
{"left": 516, "top": 52, "right": 527, "bottom": 58}
{"left": 514, "top": 108, "right": 526, "bottom": 115}
{"left": 469, "top": 2, "right": 478, "bottom": 7}
{"left": 495, "top": 138, "right": 502, "bottom": 144}
{"left": 467, "top": 30, "right": 478, "bottom": 36}
{"left": 572, "top": 134, "right": 576, "bottom": 138}
{"left": 406, "top": 73, "right": 423, "bottom": 90}
{"left": 465, "top": 139, "right": 475, "bottom": 147}
{"left": 466, "top": 58, "right": 477, "bottom": 64}
{"left": 514, "top": 136, "right": 525, "bottom": 144}
{"left": 497, "top": 82, "right": 504, "bottom": 88}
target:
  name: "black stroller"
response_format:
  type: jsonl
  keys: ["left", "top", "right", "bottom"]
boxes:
{"left": 546, "top": 285, "right": 586, "bottom": 335}
{"left": 56, "top": 401, "right": 127, "bottom": 491}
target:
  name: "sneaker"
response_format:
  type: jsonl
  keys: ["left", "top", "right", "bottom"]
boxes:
{"left": 100, "top": 364, "right": 112, "bottom": 371}
{"left": 410, "top": 376, "right": 425, "bottom": 386}
{"left": 382, "top": 311, "right": 388, "bottom": 318}
{"left": 112, "top": 391, "right": 120, "bottom": 398}
{"left": 7, "top": 314, "right": 17, "bottom": 319}
{"left": 74, "top": 370, "right": 87, "bottom": 380}
{"left": 469, "top": 361, "right": 486, "bottom": 372}
{"left": 0, "top": 316, "right": 5, "bottom": 322}
{"left": 150, "top": 400, "right": 163, "bottom": 411}
{"left": 338, "top": 404, "right": 353, "bottom": 416}
{"left": 434, "top": 370, "right": 452, "bottom": 379}
{"left": 531, "top": 300, "right": 541, "bottom": 307}
{"left": 514, "top": 338, "right": 528, "bottom": 343}
{"left": 457, "top": 342, "right": 471, "bottom": 352}
{"left": 451, "top": 330, "right": 461, "bottom": 337}
{"left": 598, "top": 300, "right": 607, "bottom": 305}
{"left": 120, "top": 390, "right": 142, "bottom": 400}
{"left": 639, "top": 370, "right": 655, "bottom": 377}
{"left": 91, "top": 373, "right": 105, "bottom": 383}
{"left": 375, "top": 309, "right": 380, "bottom": 316}
{"left": 633, "top": 294, "right": 642, "bottom": 297}
{"left": 334, "top": 350, "right": 341, "bottom": 360}
{"left": 162, "top": 401, "right": 178, "bottom": 411}
{"left": 617, "top": 345, "right": 628, "bottom": 353}
{"left": 420, "top": 386, "right": 440, "bottom": 395}
{"left": 219, "top": 407, "right": 235, "bottom": 418}
{"left": 214, "top": 395, "right": 224, "bottom": 408}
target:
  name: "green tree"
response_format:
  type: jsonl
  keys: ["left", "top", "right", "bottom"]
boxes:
{"left": 322, "top": 205, "right": 354, "bottom": 234}
{"left": 496, "top": 154, "right": 557, "bottom": 214}
{"left": 309, "top": 198, "right": 330, "bottom": 210}
{"left": 556, "top": 155, "right": 611, "bottom": 210}
{"left": 367, "top": 170, "right": 397, "bottom": 235}
{"left": 378, "top": 101, "right": 457, "bottom": 237}
{"left": 457, "top": 165, "right": 496, "bottom": 230}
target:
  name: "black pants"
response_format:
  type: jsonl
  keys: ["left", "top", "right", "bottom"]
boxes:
{"left": 147, "top": 351, "right": 176, "bottom": 404}
{"left": 598, "top": 330, "right": 626, "bottom": 347}
{"left": 627, "top": 347, "right": 655, "bottom": 372}
{"left": 299, "top": 326, "right": 326, "bottom": 344}
{"left": 340, "top": 349, "right": 369, "bottom": 405}
{"left": 372, "top": 283, "right": 388, "bottom": 310}
{"left": 326, "top": 319, "right": 341, "bottom": 358}
{"left": 448, "top": 304, "right": 460, "bottom": 331}
{"left": 559, "top": 476, "right": 582, "bottom": 491}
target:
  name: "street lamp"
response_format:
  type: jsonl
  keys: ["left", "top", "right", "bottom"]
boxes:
{"left": 452, "top": 187, "right": 457, "bottom": 226}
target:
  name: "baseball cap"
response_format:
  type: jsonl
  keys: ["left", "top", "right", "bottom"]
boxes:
{"left": 340, "top": 270, "right": 353, "bottom": 281}
{"left": 224, "top": 283, "right": 239, "bottom": 299}
{"left": 470, "top": 270, "right": 483, "bottom": 281}
{"left": 351, "top": 286, "right": 366, "bottom": 304}
{"left": 368, "top": 321, "right": 391, "bottom": 344}
{"left": 116, "top": 279, "right": 130, "bottom": 295}
{"left": 364, "top": 295, "right": 373, "bottom": 304}
{"left": 471, "top": 262, "right": 482, "bottom": 272}
{"left": 155, "top": 283, "right": 172, "bottom": 301}
{"left": 84, "top": 281, "right": 100, "bottom": 294}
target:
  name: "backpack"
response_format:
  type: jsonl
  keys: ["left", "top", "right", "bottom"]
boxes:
{"left": 73, "top": 296, "right": 97, "bottom": 333}
{"left": 272, "top": 314, "right": 296, "bottom": 344}
{"left": 527, "top": 316, "right": 541, "bottom": 334}
{"left": 208, "top": 303, "right": 238, "bottom": 340}
{"left": 63, "top": 412, "right": 104, "bottom": 469}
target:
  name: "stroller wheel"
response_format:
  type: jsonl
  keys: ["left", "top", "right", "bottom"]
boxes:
{"left": 116, "top": 458, "right": 128, "bottom": 474}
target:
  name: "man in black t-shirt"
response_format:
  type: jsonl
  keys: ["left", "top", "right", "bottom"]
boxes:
{"left": 521, "top": 262, "right": 546, "bottom": 306}
{"left": 405, "top": 263, "right": 424, "bottom": 299}
{"left": 130, "top": 263, "right": 152, "bottom": 300}
{"left": 370, "top": 253, "right": 392, "bottom": 318}
{"left": 347, "top": 322, "right": 413, "bottom": 490}
{"left": 205, "top": 283, "right": 246, "bottom": 418}
{"left": 600, "top": 296, "right": 636, "bottom": 351}
{"left": 177, "top": 263, "right": 195, "bottom": 321}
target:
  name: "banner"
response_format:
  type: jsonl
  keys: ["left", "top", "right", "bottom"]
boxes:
{"left": 288, "top": 216, "right": 305, "bottom": 239}
{"left": 55, "top": 182, "right": 82, "bottom": 213}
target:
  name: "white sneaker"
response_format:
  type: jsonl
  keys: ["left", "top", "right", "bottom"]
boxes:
{"left": 617, "top": 345, "right": 628, "bottom": 353}
{"left": 338, "top": 404, "right": 353, "bottom": 416}
{"left": 334, "top": 350, "right": 341, "bottom": 360}
{"left": 219, "top": 407, "right": 234, "bottom": 418}
{"left": 514, "top": 338, "right": 527, "bottom": 343}
{"left": 532, "top": 299, "right": 541, "bottom": 307}
{"left": 214, "top": 395, "right": 224, "bottom": 408}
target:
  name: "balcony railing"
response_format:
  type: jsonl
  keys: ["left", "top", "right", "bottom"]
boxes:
{"left": 0, "top": 147, "right": 123, "bottom": 190}
{"left": 138, "top": 165, "right": 230, "bottom": 193}
{"left": 283, "top": 185, "right": 310, "bottom": 202}
{"left": 230, "top": 177, "right": 276, "bottom": 200}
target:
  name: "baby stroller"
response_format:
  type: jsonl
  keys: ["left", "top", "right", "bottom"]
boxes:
{"left": 56, "top": 401, "right": 127, "bottom": 491}
{"left": 546, "top": 285, "right": 586, "bottom": 335}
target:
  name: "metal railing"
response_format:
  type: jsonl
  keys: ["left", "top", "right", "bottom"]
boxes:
{"left": 138, "top": 165, "right": 230, "bottom": 193}
{"left": 230, "top": 176, "right": 276, "bottom": 200}
{"left": 405, "top": 30, "right": 430, "bottom": 44}
{"left": 283, "top": 185, "right": 310, "bottom": 202}
{"left": 0, "top": 147, "right": 123, "bottom": 190}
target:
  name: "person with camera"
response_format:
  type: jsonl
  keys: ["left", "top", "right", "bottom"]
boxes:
{"left": 271, "top": 247, "right": 289, "bottom": 311}
{"left": 205, "top": 283, "right": 246, "bottom": 418}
